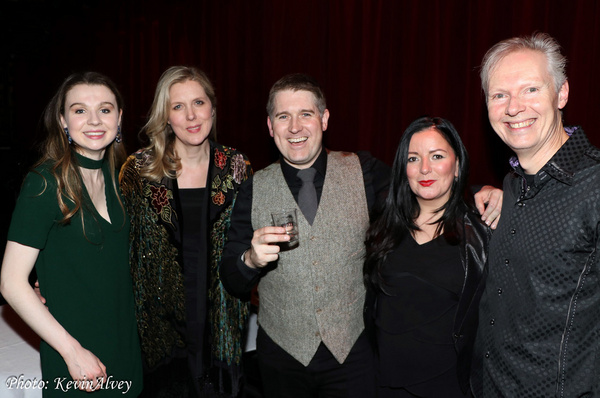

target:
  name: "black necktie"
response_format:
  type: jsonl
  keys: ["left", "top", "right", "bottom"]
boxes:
{"left": 297, "top": 168, "right": 318, "bottom": 225}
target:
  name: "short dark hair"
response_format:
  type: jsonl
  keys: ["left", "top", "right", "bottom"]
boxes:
{"left": 266, "top": 73, "right": 326, "bottom": 118}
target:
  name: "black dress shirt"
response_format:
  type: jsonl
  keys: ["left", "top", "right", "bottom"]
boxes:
{"left": 221, "top": 148, "right": 390, "bottom": 297}
{"left": 472, "top": 127, "right": 600, "bottom": 397}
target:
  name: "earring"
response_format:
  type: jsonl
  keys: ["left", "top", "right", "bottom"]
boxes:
{"left": 115, "top": 126, "right": 122, "bottom": 143}
{"left": 64, "top": 127, "right": 72, "bottom": 144}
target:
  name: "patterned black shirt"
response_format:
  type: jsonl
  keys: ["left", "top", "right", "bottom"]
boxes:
{"left": 472, "top": 127, "right": 600, "bottom": 397}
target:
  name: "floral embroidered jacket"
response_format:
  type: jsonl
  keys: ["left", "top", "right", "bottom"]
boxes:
{"left": 119, "top": 141, "right": 252, "bottom": 395}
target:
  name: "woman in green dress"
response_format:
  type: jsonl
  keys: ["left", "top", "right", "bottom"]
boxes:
{"left": 0, "top": 72, "right": 142, "bottom": 396}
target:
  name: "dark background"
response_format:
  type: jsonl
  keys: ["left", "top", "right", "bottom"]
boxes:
{"left": 0, "top": 0, "right": 599, "bottom": 275}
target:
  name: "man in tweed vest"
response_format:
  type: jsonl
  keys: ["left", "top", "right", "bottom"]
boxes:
{"left": 221, "top": 74, "right": 390, "bottom": 398}
{"left": 221, "top": 74, "right": 502, "bottom": 397}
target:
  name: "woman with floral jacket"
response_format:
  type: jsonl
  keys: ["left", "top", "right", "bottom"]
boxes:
{"left": 119, "top": 66, "right": 252, "bottom": 398}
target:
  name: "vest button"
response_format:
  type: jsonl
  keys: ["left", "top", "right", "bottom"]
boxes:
{"left": 316, "top": 308, "right": 322, "bottom": 314}
{"left": 313, "top": 261, "right": 318, "bottom": 266}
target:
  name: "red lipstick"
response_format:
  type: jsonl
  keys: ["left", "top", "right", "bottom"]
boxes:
{"left": 419, "top": 180, "right": 435, "bottom": 187}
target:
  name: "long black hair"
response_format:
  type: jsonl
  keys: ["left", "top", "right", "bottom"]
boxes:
{"left": 364, "top": 116, "right": 470, "bottom": 293}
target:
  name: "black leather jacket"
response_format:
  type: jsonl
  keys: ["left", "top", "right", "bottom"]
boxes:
{"left": 453, "top": 211, "right": 491, "bottom": 393}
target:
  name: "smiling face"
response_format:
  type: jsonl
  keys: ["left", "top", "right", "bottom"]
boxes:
{"left": 60, "top": 84, "right": 122, "bottom": 160}
{"left": 168, "top": 79, "right": 213, "bottom": 151}
{"left": 486, "top": 49, "right": 569, "bottom": 172}
{"left": 406, "top": 128, "right": 459, "bottom": 209}
{"left": 267, "top": 89, "right": 329, "bottom": 169}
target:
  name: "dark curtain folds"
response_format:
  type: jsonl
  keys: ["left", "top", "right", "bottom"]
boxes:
{"left": 3, "top": 0, "right": 600, "bottom": 188}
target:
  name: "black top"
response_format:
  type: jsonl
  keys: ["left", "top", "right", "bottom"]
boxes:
{"left": 377, "top": 233, "right": 467, "bottom": 397}
{"left": 473, "top": 127, "right": 600, "bottom": 397}
{"left": 179, "top": 187, "right": 208, "bottom": 378}
{"left": 120, "top": 141, "right": 252, "bottom": 397}
{"left": 221, "top": 148, "right": 391, "bottom": 296}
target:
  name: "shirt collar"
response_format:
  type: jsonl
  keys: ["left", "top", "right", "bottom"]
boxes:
{"left": 280, "top": 147, "right": 327, "bottom": 183}
{"left": 511, "top": 126, "right": 589, "bottom": 186}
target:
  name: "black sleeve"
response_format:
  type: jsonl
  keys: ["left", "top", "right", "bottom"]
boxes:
{"left": 221, "top": 176, "right": 262, "bottom": 298}
{"left": 357, "top": 151, "right": 391, "bottom": 220}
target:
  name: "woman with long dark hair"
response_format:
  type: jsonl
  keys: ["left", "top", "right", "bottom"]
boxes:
{"left": 364, "top": 116, "right": 490, "bottom": 397}
{"left": 0, "top": 72, "right": 142, "bottom": 396}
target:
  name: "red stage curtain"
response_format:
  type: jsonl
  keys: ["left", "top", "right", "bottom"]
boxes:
{"left": 6, "top": 0, "right": 600, "bottom": 186}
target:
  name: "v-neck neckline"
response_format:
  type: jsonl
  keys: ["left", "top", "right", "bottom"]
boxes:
{"left": 80, "top": 162, "right": 114, "bottom": 226}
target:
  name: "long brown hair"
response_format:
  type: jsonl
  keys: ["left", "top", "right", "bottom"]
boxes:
{"left": 38, "top": 71, "right": 127, "bottom": 224}
{"left": 140, "top": 66, "right": 217, "bottom": 181}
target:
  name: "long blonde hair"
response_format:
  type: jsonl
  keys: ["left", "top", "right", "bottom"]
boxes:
{"left": 140, "top": 66, "right": 217, "bottom": 181}
{"left": 38, "top": 72, "right": 127, "bottom": 224}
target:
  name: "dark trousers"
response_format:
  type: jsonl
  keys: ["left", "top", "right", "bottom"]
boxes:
{"left": 256, "top": 328, "right": 375, "bottom": 398}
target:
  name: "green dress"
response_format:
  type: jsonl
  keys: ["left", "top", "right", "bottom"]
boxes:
{"left": 8, "top": 153, "right": 142, "bottom": 397}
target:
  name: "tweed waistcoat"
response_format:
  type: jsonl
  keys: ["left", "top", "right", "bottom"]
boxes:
{"left": 251, "top": 151, "right": 369, "bottom": 366}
